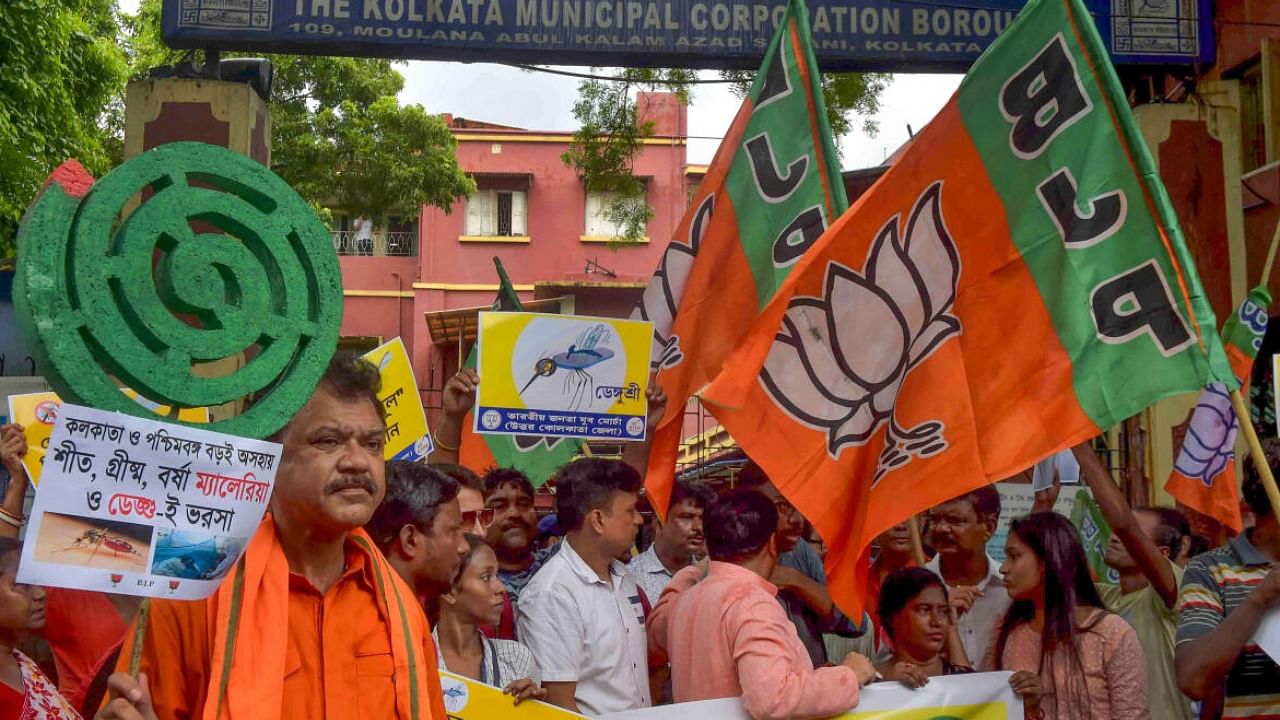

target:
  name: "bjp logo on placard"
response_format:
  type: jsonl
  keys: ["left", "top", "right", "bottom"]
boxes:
{"left": 760, "top": 183, "right": 962, "bottom": 480}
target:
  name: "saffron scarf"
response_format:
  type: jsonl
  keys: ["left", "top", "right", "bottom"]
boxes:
{"left": 193, "top": 515, "right": 444, "bottom": 719}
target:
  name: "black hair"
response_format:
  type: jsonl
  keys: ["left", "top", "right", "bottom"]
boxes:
{"left": 553, "top": 458, "right": 643, "bottom": 532}
{"left": 1135, "top": 506, "right": 1189, "bottom": 553}
{"left": 995, "top": 512, "right": 1108, "bottom": 720}
{"left": 433, "top": 463, "right": 483, "bottom": 494}
{"left": 450, "top": 533, "right": 491, "bottom": 588}
{"left": 878, "top": 567, "right": 949, "bottom": 642}
{"left": 267, "top": 350, "right": 384, "bottom": 441}
{"left": 735, "top": 460, "right": 770, "bottom": 490}
{"left": 668, "top": 479, "right": 716, "bottom": 514}
{"left": 1243, "top": 440, "right": 1279, "bottom": 519}
{"left": 482, "top": 467, "right": 536, "bottom": 501}
{"left": 938, "top": 485, "right": 1001, "bottom": 523}
{"left": 705, "top": 491, "right": 777, "bottom": 562}
{"left": 1187, "top": 533, "right": 1211, "bottom": 560}
{"left": 367, "top": 461, "right": 461, "bottom": 554}
{"left": 319, "top": 349, "right": 385, "bottom": 420}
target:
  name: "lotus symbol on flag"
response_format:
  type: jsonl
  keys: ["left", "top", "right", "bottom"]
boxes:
{"left": 761, "top": 182, "right": 961, "bottom": 480}
{"left": 1173, "top": 383, "right": 1238, "bottom": 487}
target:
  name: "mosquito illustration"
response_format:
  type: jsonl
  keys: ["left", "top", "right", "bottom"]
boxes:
{"left": 57, "top": 527, "right": 143, "bottom": 564}
{"left": 519, "top": 324, "right": 615, "bottom": 410}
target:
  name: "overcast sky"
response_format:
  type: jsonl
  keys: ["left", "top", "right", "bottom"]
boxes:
{"left": 117, "top": 0, "right": 960, "bottom": 170}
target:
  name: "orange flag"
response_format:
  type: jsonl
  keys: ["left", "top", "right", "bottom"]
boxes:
{"left": 631, "top": 0, "right": 846, "bottom": 515}
{"left": 702, "top": 0, "right": 1232, "bottom": 616}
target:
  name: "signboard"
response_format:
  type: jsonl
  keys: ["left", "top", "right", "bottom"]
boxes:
{"left": 602, "top": 671, "right": 1023, "bottom": 719}
{"left": 441, "top": 672, "right": 587, "bottom": 719}
{"left": 475, "top": 312, "right": 651, "bottom": 441}
{"left": 162, "top": 0, "right": 1212, "bottom": 73}
{"left": 361, "top": 337, "right": 433, "bottom": 462}
{"left": 17, "top": 404, "right": 280, "bottom": 600}
{"left": 7, "top": 392, "right": 210, "bottom": 487}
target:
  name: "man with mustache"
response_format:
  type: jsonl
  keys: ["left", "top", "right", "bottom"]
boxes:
{"left": 482, "top": 468, "right": 549, "bottom": 606}
{"left": 101, "top": 351, "right": 448, "bottom": 720}
{"left": 924, "top": 485, "right": 1009, "bottom": 669}
{"left": 367, "top": 461, "right": 470, "bottom": 620}
{"left": 629, "top": 480, "right": 714, "bottom": 604}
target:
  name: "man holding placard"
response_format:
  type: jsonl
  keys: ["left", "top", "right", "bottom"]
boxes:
{"left": 101, "top": 352, "right": 448, "bottom": 720}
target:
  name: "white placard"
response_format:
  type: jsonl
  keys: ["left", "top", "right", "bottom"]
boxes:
{"left": 602, "top": 671, "right": 1023, "bottom": 720}
{"left": 1255, "top": 607, "right": 1280, "bottom": 666}
{"left": 17, "top": 404, "right": 280, "bottom": 600}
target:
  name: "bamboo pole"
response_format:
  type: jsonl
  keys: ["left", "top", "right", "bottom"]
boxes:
{"left": 907, "top": 515, "right": 928, "bottom": 567}
{"left": 1230, "top": 389, "right": 1280, "bottom": 517}
{"left": 127, "top": 598, "right": 152, "bottom": 676}
{"left": 1260, "top": 219, "right": 1280, "bottom": 290}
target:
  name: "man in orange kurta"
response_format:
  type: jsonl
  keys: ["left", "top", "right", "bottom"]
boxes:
{"left": 100, "top": 352, "right": 448, "bottom": 720}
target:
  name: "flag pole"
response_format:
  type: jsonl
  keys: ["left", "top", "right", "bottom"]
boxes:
{"left": 1229, "top": 389, "right": 1280, "bottom": 515}
{"left": 907, "top": 516, "right": 928, "bottom": 566}
{"left": 1261, "top": 220, "right": 1280, "bottom": 289}
{"left": 128, "top": 598, "right": 152, "bottom": 676}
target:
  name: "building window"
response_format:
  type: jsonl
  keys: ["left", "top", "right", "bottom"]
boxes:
{"left": 584, "top": 190, "right": 647, "bottom": 238}
{"left": 465, "top": 189, "right": 527, "bottom": 237}
{"left": 1240, "top": 60, "right": 1267, "bottom": 173}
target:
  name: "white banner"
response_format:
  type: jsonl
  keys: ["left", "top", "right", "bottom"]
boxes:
{"left": 602, "top": 672, "right": 1023, "bottom": 720}
{"left": 17, "top": 404, "right": 280, "bottom": 600}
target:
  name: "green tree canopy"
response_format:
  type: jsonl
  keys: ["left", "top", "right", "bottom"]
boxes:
{"left": 563, "top": 68, "right": 888, "bottom": 245}
{"left": 0, "top": 0, "right": 128, "bottom": 256}
{"left": 127, "top": 0, "right": 473, "bottom": 226}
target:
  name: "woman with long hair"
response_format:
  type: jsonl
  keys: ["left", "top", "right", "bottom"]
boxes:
{"left": 435, "top": 534, "right": 546, "bottom": 705}
{"left": 986, "top": 512, "right": 1148, "bottom": 720}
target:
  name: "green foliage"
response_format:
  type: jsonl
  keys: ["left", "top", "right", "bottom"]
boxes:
{"left": 720, "top": 70, "right": 890, "bottom": 142}
{"left": 0, "top": 0, "right": 128, "bottom": 256}
{"left": 562, "top": 69, "right": 694, "bottom": 246}
{"left": 563, "top": 68, "right": 888, "bottom": 248}
{"left": 127, "top": 0, "right": 472, "bottom": 226}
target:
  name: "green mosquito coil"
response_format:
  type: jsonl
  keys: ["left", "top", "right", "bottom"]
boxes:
{"left": 13, "top": 142, "right": 343, "bottom": 438}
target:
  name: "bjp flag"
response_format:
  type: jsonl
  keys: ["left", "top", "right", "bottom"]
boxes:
{"left": 631, "top": 0, "right": 846, "bottom": 515}
{"left": 1165, "top": 286, "right": 1271, "bottom": 535}
{"left": 702, "top": 0, "right": 1234, "bottom": 616}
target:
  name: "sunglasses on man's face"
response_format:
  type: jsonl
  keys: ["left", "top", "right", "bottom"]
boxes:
{"left": 462, "top": 508, "right": 496, "bottom": 529}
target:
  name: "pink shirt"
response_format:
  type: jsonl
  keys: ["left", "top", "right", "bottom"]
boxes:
{"left": 648, "top": 563, "right": 860, "bottom": 720}
{"left": 987, "top": 610, "right": 1149, "bottom": 720}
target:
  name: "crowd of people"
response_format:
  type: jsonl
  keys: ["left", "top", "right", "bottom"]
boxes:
{"left": 0, "top": 352, "right": 1276, "bottom": 719}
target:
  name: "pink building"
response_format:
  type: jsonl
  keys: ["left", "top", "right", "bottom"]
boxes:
{"left": 337, "top": 92, "right": 699, "bottom": 423}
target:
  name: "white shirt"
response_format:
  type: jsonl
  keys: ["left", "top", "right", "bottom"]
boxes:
{"left": 926, "top": 553, "right": 1011, "bottom": 668}
{"left": 516, "top": 536, "right": 652, "bottom": 715}
{"left": 629, "top": 544, "right": 678, "bottom": 604}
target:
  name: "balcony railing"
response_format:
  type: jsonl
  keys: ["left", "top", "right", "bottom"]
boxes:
{"left": 332, "top": 230, "right": 417, "bottom": 257}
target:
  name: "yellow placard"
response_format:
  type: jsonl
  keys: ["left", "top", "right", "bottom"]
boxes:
{"left": 362, "top": 337, "right": 432, "bottom": 461}
{"left": 441, "top": 672, "right": 585, "bottom": 720}
{"left": 475, "top": 312, "right": 653, "bottom": 441}
{"left": 7, "top": 391, "right": 209, "bottom": 486}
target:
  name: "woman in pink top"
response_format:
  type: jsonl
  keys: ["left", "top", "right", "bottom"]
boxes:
{"left": 986, "top": 513, "right": 1148, "bottom": 720}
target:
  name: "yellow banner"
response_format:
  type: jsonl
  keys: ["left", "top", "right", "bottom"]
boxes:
{"left": 441, "top": 672, "right": 586, "bottom": 720}
{"left": 362, "top": 337, "right": 432, "bottom": 461}
{"left": 475, "top": 312, "right": 653, "bottom": 441}
{"left": 7, "top": 392, "right": 209, "bottom": 486}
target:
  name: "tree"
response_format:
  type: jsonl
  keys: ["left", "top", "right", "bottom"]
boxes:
{"left": 125, "top": 0, "right": 474, "bottom": 226}
{"left": 562, "top": 68, "right": 888, "bottom": 245}
{"left": 0, "top": 0, "right": 128, "bottom": 256}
